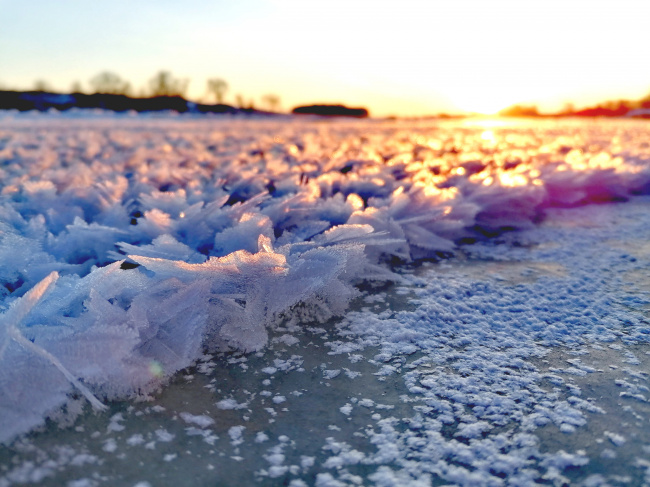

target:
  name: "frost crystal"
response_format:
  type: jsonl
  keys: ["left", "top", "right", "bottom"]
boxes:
{"left": 2, "top": 114, "right": 650, "bottom": 445}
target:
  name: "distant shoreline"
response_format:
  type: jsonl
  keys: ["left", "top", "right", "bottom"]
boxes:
{"left": 2, "top": 90, "right": 649, "bottom": 119}
{"left": 0, "top": 91, "right": 373, "bottom": 118}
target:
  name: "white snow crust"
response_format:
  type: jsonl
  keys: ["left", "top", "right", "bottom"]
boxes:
{"left": 2, "top": 112, "right": 650, "bottom": 450}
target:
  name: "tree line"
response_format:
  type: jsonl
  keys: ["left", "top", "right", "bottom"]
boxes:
{"left": 30, "top": 70, "right": 282, "bottom": 112}
{"left": 1, "top": 71, "right": 370, "bottom": 117}
{"left": 499, "top": 92, "right": 650, "bottom": 119}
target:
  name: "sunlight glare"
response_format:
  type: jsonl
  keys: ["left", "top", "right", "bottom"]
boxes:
{"left": 481, "top": 130, "right": 496, "bottom": 142}
{"left": 450, "top": 88, "right": 525, "bottom": 115}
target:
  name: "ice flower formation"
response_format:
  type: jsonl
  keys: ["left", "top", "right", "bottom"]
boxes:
{"left": 1, "top": 113, "right": 650, "bottom": 443}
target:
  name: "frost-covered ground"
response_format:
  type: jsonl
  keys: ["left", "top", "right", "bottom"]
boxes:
{"left": 1, "top": 114, "right": 650, "bottom": 486}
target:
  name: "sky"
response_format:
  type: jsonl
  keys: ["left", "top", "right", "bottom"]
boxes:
{"left": 1, "top": 0, "right": 650, "bottom": 116}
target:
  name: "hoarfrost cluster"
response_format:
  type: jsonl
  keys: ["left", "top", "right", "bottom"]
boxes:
{"left": 2, "top": 113, "right": 650, "bottom": 445}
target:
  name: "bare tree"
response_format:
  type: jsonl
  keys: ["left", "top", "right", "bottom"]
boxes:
{"left": 70, "top": 81, "right": 83, "bottom": 93}
{"left": 560, "top": 102, "right": 575, "bottom": 115}
{"left": 262, "top": 94, "right": 281, "bottom": 112}
{"left": 34, "top": 79, "right": 51, "bottom": 92}
{"left": 89, "top": 71, "right": 130, "bottom": 95}
{"left": 148, "top": 71, "right": 188, "bottom": 97}
{"left": 207, "top": 78, "right": 228, "bottom": 104}
{"left": 235, "top": 94, "right": 244, "bottom": 108}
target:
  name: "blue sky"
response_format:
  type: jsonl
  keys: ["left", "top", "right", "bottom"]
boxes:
{"left": 2, "top": 0, "right": 650, "bottom": 115}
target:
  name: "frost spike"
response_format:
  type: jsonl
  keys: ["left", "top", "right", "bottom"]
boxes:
{"left": 0, "top": 271, "right": 107, "bottom": 412}
{"left": 9, "top": 329, "right": 108, "bottom": 411}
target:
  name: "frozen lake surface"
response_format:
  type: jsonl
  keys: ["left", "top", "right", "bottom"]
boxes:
{"left": 0, "top": 114, "right": 649, "bottom": 486}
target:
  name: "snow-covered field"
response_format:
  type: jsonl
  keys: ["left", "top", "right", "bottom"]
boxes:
{"left": 1, "top": 113, "right": 650, "bottom": 486}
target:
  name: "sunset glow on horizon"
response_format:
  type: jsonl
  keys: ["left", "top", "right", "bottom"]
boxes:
{"left": 2, "top": 0, "right": 650, "bottom": 116}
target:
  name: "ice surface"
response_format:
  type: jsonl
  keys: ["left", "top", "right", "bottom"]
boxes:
{"left": 2, "top": 190, "right": 650, "bottom": 485}
{"left": 2, "top": 113, "right": 650, "bottom": 452}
